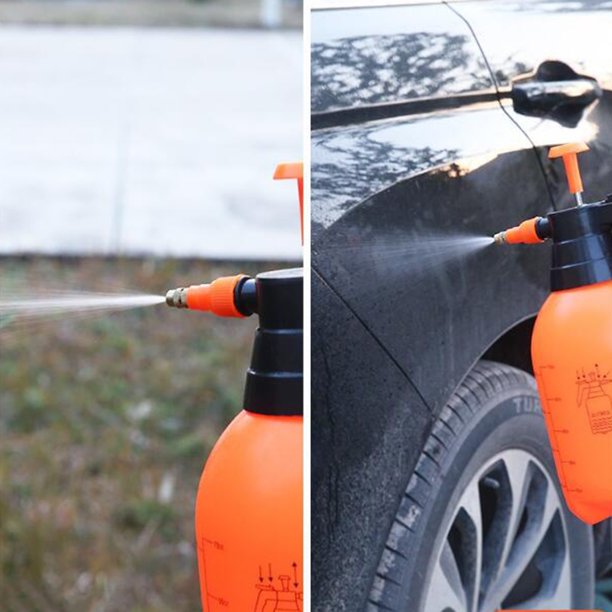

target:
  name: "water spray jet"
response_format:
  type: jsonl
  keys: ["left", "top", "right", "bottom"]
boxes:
{"left": 0, "top": 291, "right": 166, "bottom": 330}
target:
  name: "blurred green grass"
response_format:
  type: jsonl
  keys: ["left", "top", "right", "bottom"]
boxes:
{"left": 0, "top": 256, "right": 270, "bottom": 611}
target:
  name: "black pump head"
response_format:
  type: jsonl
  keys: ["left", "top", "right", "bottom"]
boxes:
{"left": 546, "top": 202, "right": 612, "bottom": 291}
{"left": 243, "top": 268, "right": 303, "bottom": 416}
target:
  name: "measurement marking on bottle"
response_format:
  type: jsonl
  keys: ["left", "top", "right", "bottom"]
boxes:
{"left": 200, "top": 536, "right": 228, "bottom": 610}
{"left": 563, "top": 487, "right": 583, "bottom": 493}
{"left": 209, "top": 594, "right": 230, "bottom": 607}
{"left": 203, "top": 537, "right": 225, "bottom": 550}
{"left": 538, "top": 365, "right": 574, "bottom": 493}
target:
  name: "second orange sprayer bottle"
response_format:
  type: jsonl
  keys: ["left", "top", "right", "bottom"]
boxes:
{"left": 495, "top": 143, "right": 612, "bottom": 524}
{"left": 166, "top": 164, "right": 304, "bottom": 609}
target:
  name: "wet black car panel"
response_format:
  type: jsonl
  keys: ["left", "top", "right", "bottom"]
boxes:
{"left": 311, "top": 1, "right": 612, "bottom": 610}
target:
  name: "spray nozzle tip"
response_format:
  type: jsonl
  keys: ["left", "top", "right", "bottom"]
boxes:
{"left": 493, "top": 231, "right": 506, "bottom": 245}
{"left": 165, "top": 288, "right": 188, "bottom": 308}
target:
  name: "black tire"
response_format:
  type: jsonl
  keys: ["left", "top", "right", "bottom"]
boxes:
{"left": 368, "top": 361, "right": 594, "bottom": 611}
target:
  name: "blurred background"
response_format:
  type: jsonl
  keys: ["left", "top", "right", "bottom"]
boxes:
{"left": 0, "top": 0, "right": 302, "bottom": 610}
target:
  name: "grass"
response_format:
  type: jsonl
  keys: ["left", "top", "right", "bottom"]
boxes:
{"left": 0, "top": 256, "right": 273, "bottom": 611}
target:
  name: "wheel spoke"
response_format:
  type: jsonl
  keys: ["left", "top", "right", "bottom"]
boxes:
{"left": 496, "top": 450, "right": 534, "bottom": 573}
{"left": 477, "top": 455, "right": 526, "bottom": 603}
{"left": 424, "top": 541, "right": 468, "bottom": 612}
{"left": 490, "top": 467, "right": 561, "bottom": 605}
{"left": 521, "top": 553, "right": 571, "bottom": 609}
{"left": 457, "top": 480, "right": 483, "bottom": 612}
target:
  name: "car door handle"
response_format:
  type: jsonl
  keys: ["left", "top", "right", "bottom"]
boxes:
{"left": 509, "top": 61, "right": 602, "bottom": 127}
{"left": 512, "top": 78, "right": 602, "bottom": 112}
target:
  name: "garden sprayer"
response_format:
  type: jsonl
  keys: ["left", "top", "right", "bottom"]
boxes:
{"left": 494, "top": 143, "right": 612, "bottom": 524}
{"left": 165, "top": 163, "right": 304, "bottom": 610}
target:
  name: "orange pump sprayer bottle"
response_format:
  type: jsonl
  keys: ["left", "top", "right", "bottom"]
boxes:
{"left": 165, "top": 164, "right": 304, "bottom": 610}
{"left": 494, "top": 143, "right": 612, "bottom": 524}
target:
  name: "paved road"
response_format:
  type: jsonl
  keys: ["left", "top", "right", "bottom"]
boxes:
{"left": 0, "top": 27, "right": 302, "bottom": 260}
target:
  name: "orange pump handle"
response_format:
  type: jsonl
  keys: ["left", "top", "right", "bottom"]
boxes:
{"left": 549, "top": 142, "right": 589, "bottom": 194}
{"left": 274, "top": 162, "right": 304, "bottom": 244}
{"left": 186, "top": 274, "right": 247, "bottom": 318}
{"left": 504, "top": 217, "right": 544, "bottom": 244}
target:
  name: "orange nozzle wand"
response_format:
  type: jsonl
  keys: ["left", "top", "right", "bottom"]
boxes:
{"left": 165, "top": 274, "right": 257, "bottom": 318}
{"left": 493, "top": 216, "right": 551, "bottom": 245}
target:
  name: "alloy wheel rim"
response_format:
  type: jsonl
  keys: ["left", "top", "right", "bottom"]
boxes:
{"left": 422, "top": 449, "right": 571, "bottom": 612}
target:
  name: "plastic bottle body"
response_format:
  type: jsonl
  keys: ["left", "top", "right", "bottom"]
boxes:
{"left": 532, "top": 279, "right": 612, "bottom": 524}
{"left": 195, "top": 410, "right": 303, "bottom": 611}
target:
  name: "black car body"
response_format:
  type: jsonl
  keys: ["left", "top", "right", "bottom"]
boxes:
{"left": 311, "top": 1, "right": 612, "bottom": 609}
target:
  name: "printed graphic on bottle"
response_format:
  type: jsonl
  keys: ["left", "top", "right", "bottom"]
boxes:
{"left": 254, "top": 563, "right": 303, "bottom": 611}
{"left": 198, "top": 535, "right": 302, "bottom": 611}
{"left": 577, "top": 363, "right": 612, "bottom": 435}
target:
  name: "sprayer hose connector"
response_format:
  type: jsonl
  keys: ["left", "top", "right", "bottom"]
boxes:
{"left": 166, "top": 288, "right": 189, "bottom": 308}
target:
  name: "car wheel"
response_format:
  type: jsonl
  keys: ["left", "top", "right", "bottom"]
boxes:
{"left": 368, "top": 360, "right": 594, "bottom": 611}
